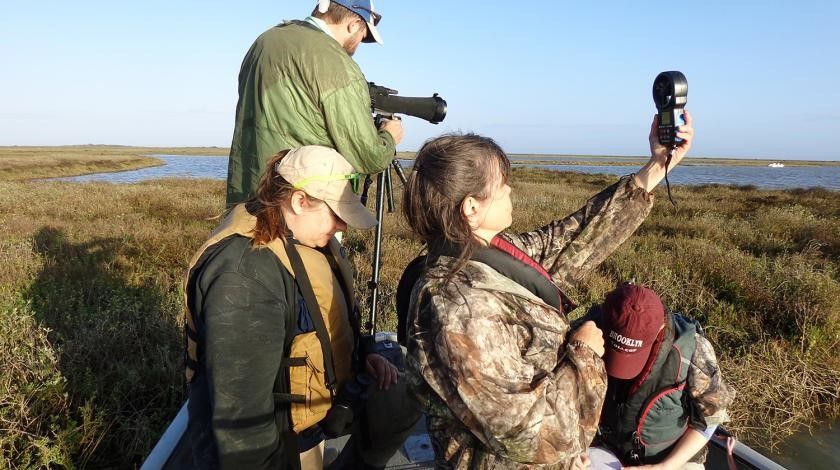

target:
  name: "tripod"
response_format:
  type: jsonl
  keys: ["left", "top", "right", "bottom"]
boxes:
{"left": 360, "top": 158, "right": 408, "bottom": 336}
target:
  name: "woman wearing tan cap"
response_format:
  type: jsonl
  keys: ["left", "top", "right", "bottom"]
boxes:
{"left": 183, "top": 146, "right": 416, "bottom": 469}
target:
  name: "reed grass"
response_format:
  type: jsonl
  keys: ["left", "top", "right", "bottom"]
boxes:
{"left": 0, "top": 167, "right": 837, "bottom": 467}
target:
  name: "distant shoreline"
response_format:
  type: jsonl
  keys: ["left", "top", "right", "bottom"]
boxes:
{"left": 144, "top": 149, "right": 840, "bottom": 167}
{"left": 3, "top": 145, "right": 839, "bottom": 163}
{"left": 2, "top": 145, "right": 838, "bottom": 183}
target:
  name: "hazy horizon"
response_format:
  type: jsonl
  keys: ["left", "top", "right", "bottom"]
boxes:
{"left": 2, "top": 1, "right": 838, "bottom": 161}
{"left": 3, "top": 144, "right": 838, "bottom": 162}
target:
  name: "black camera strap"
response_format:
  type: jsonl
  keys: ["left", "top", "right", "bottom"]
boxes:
{"left": 284, "top": 237, "right": 338, "bottom": 395}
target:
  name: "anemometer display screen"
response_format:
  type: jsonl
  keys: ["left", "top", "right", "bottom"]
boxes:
{"left": 660, "top": 113, "right": 672, "bottom": 125}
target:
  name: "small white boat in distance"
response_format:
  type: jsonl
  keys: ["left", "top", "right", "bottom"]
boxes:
{"left": 768, "top": 162, "right": 785, "bottom": 168}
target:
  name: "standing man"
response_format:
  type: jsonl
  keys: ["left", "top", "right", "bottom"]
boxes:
{"left": 226, "top": 0, "right": 404, "bottom": 206}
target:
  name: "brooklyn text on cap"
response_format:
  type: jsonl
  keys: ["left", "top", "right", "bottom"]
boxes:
{"left": 322, "top": 0, "right": 383, "bottom": 44}
{"left": 275, "top": 146, "right": 378, "bottom": 230}
{"left": 600, "top": 285, "right": 665, "bottom": 379}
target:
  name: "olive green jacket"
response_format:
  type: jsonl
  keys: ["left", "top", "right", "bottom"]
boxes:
{"left": 226, "top": 20, "right": 395, "bottom": 205}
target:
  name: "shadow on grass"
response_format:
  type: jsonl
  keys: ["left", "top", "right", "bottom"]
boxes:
{"left": 25, "top": 226, "right": 184, "bottom": 467}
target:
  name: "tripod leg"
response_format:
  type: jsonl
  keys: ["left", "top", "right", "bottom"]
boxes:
{"left": 391, "top": 159, "right": 408, "bottom": 185}
{"left": 385, "top": 167, "right": 395, "bottom": 213}
{"left": 366, "top": 172, "right": 387, "bottom": 336}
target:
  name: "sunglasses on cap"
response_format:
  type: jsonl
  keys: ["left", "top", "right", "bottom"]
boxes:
{"left": 292, "top": 172, "right": 363, "bottom": 194}
{"left": 353, "top": 4, "right": 382, "bottom": 26}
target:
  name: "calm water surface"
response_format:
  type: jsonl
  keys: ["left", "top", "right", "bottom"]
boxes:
{"left": 522, "top": 163, "right": 840, "bottom": 190}
{"left": 54, "top": 155, "right": 228, "bottom": 183}
{"left": 54, "top": 156, "right": 840, "bottom": 191}
{"left": 770, "top": 422, "right": 839, "bottom": 470}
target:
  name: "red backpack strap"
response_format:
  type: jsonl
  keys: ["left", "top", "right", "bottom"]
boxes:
{"left": 490, "top": 236, "right": 576, "bottom": 312}
{"left": 490, "top": 236, "right": 553, "bottom": 281}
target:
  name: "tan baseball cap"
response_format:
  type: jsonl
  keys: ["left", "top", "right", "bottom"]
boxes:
{"left": 275, "top": 146, "right": 377, "bottom": 230}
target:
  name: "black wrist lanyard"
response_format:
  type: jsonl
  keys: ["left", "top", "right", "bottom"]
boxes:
{"left": 665, "top": 146, "right": 677, "bottom": 206}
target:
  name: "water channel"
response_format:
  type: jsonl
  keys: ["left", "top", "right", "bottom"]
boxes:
{"left": 54, "top": 155, "right": 840, "bottom": 191}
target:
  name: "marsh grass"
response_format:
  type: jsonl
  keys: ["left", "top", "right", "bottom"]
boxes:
{"left": 0, "top": 168, "right": 838, "bottom": 467}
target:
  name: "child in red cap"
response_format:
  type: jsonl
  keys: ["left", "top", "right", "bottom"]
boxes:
{"left": 590, "top": 284, "right": 735, "bottom": 469}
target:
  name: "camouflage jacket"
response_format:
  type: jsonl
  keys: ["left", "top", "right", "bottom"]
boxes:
{"left": 671, "top": 331, "right": 734, "bottom": 464}
{"left": 406, "top": 176, "right": 655, "bottom": 469}
{"left": 686, "top": 333, "right": 734, "bottom": 427}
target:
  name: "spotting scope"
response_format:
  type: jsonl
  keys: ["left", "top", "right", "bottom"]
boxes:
{"left": 368, "top": 82, "right": 447, "bottom": 124}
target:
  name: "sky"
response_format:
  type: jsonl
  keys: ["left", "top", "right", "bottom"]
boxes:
{"left": 1, "top": 1, "right": 838, "bottom": 160}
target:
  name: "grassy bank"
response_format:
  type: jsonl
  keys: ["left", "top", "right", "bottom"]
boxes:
{"left": 0, "top": 146, "right": 228, "bottom": 181}
{"left": 0, "top": 170, "right": 838, "bottom": 467}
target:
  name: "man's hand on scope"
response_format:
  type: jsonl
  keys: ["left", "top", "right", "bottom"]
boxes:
{"left": 379, "top": 117, "right": 404, "bottom": 145}
{"left": 635, "top": 110, "right": 694, "bottom": 192}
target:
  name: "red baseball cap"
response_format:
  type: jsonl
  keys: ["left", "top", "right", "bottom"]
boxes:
{"left": 601, "top": 285, "right": 665, "bottom": 379}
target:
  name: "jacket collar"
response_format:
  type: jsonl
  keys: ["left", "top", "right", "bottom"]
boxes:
{"left": 432, "top": 239, "right": 571, "bottom": 313}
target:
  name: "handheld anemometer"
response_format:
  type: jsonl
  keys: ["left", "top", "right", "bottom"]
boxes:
{"left": 652, "top": 71, "right": 688, "bottom": 146}
{"left": 652, "top": 71, "right": 687, "bottom": 206}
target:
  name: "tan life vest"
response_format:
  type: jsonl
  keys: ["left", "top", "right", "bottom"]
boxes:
{"left": 184, "top": 204, "right": 357, "bottom": 432}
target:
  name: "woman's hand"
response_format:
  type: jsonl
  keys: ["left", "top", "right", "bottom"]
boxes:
{"left": 649, "top": 110, "right": 693, "bottom": 168}
{"left": 571, "top": 321, "right": 605, "bottom": 357}
{"left": 365, "top": 353, "right": 400, "bottom": 391}
{"left": 634, "top": 110, "right": 694, "bottom": 192}
{"left": 570, "top": 453, "right": 592, "bottom": 470}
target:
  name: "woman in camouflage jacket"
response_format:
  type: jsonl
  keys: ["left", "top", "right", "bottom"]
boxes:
{"left": 400, "top": 113, "right": 695, "bottom": 469}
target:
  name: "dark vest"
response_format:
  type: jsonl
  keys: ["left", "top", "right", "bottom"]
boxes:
{"left": 598, "top": 313, "right": 698, "bottom": 465}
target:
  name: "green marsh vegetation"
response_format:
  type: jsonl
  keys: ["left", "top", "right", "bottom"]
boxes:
{"left": 0, "top": 165, "right": 838, "bottom": 467}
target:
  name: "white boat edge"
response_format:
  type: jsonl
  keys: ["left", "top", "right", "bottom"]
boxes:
{"left": 141, "top": 400, "right": 790, "bottom": 470}
{"left": 141, "top": 400, "right": 190, "bottom": 470}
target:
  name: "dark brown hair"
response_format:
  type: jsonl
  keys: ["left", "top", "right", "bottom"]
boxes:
{"left": 246, "top": 150, "right": 323, "bottom": 245}
{"left": 311, "top": 2, "right": 361, "bottom": 25}
{"left": 402, "top": 133, "right": 510, "bottom": 276}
